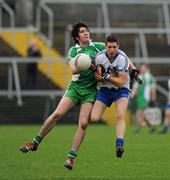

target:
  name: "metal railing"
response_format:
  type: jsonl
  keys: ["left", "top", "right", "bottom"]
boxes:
{"left": 65, "top": 26, "right": 170, "bottom": 63}
{"left": 0, "top": 57, "right": 67, "bottom": 106}
{"left": 39, "top": 0, "right": 170, "bottom": 61}
{"left": 0, "top": 0, "right": 15, "bottom": 45}
{"left": 0, "top": 0, "right": 15, "bottom": 28}
{"left": 36, "top": 2, "right": 54, "bottom": 47}
{"left": 0, "top": 1, "right": 53, "bottom": 48}
{"left": 0, "top": 57, "right": 169, "bottom": 107}
{"left": 1, "top": 0, "right": 170, "bottom": 53}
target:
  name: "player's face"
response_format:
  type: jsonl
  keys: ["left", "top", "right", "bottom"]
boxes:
{"left": 77, "top": 27, "right": 90, "bottom": 45}
{"left": 140, "top": 64, "right": 147, "bottom": 74}
{"left": 105, "top": 42, "right": 119, "bottom": 59}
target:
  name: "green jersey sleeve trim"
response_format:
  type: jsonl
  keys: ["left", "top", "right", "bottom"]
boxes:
{"left": 67, "top": 46, "right": 77, "bottom": 61}
{"left": 93, "top": 42, "right": 105, "bottom": 51}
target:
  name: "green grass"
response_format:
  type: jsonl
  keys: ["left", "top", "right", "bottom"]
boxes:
{"left": 0, "top": 124, "right": 170, "bottom": 180}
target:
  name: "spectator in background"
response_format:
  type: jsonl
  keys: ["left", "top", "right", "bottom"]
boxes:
{"left": 131, "top": 63, "right": 156, "bottom": 133}
{"left": 26, "top": 40, "right": 41, "bottom": 89}
{"left": 159, "top": 79, "right": 170, "bottom": 134}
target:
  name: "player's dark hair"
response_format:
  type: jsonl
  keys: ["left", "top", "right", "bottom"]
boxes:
{"left": 105, "top": 35, "right": 119, "bottom": 45}
{"left": 71, "top": 22, "right": 89, "bottom": 44}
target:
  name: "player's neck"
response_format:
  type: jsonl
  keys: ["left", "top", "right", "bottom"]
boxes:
{"left": 106, "top": 52, "right": 114, "bottom": 62}
{"left": 79, "top": 41, "right": 89, "bottom": 48}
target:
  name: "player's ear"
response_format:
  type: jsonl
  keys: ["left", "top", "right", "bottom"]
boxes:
{"left": 76, "top": 37, "right": 80, "bottom": 41}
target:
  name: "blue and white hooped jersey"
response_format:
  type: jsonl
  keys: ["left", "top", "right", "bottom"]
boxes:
{"left": 95, "top": 49, "right": 130, "bottom": 89}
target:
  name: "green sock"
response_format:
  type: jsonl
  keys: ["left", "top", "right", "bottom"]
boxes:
{"left": 68, "top": 150, "right": 77, "bottom": 158}
{"left": 33, "top": 135, "right": 43, "bottom": 145}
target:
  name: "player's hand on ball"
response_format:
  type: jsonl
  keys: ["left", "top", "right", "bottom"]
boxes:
{"left": 95, "top": 72, "right": 103, "bottom": 81}
{"left": 20, "top": 142, "right": 38, "bottom": 153}
{"left": 90, "top": 64, "right": 97, "bottom": 71}
{"left": 95, "top": 64, "right": 106, "bottom": 81}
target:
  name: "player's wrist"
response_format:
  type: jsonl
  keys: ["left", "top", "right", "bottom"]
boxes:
{"left": 103, "top": 73, "right": 110, "bottom": 80}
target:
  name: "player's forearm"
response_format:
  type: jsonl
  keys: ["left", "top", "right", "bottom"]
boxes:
{"left": 71, "top": 68, "right": 81, "bottom": 75}
{"left": 129, "top": 59, "right": 136, "bottom": 71}
{"left": 130, "top": 87, "right": 137, "bottom": 99}
{"left": 107, "top": 76, "right": 125, "bottom": 88}
{"left": 69, "top": 61, "right": 81, "bottom": 74}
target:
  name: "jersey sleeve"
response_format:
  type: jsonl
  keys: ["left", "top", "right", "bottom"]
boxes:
{"left": 67, "top": 47, "right": 77, "bottom": 62}
{"left": 95, "top": 53, "right": 104, "bottom": 65}
{"left": 93, "top": 42, "right": 105, "bottom": 51}
{"left": 117, "top": 56, "right": 129, "bottom": 72}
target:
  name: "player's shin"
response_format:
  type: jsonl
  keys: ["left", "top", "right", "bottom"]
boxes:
{"left": 115, "top": 119, "right": 126, "bottom": 158}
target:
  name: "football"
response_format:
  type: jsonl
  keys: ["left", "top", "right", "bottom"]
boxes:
{"left": 75, "top": 53, "right": 91, "bottom": 71}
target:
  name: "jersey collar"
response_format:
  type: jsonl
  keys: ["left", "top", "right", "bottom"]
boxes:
{"left": 105, "top": 50, "right": 119, "bottom": 63}
{"left": 74, "top": 39, "right": 94, "bottom": 49}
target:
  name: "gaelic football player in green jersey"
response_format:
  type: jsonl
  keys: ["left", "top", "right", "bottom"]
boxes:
{"left": 131, "top": 63, "right": 156, "bottom": 133}
{"left": 19, "top": 22, "right": 105, "bottom": 170}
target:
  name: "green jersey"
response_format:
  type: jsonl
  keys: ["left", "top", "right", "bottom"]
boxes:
{"left": 134, "top": 72, "right": 156, "bottom": 109}
{"left": 67, "top": 41, "right": 105, "bottom": 89}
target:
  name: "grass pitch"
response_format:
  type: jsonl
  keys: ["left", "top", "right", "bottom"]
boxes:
{"left": 0, "top": 124, "right": 170, "bottom": 180}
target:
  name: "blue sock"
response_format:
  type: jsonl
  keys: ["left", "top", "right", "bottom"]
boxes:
{"left": 116, "top": 138, "right": 124, "bottom": 147}
{"left": 163, "top": 125, "right": 168, "bottom": 133}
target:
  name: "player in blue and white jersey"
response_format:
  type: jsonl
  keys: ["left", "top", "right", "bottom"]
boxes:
{"left": 91, "top": 35, "right": 130, "bottom": 158}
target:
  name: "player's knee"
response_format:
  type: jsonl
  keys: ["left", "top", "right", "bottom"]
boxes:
{"left": 91, "top": 114, "right": 100, "bottom": 122}
{"left": 79, "top": 120, "right": 88, "bottom": 129}
{"left": 116, "top": 112, "right": 124, "bottom": 121}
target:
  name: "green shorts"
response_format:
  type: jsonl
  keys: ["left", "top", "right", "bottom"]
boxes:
{"left": 64, "top": 84, "right": 98, "bottom": 105}
{"left": 136, "top": 98, "right": 149, "bottom": 110}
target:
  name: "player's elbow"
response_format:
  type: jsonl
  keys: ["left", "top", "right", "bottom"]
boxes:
{"left": 71, "top": 68, "right": 80, "bottom": 75}
{"left": 72, "top": 70, "right": 78, "bottom": 75}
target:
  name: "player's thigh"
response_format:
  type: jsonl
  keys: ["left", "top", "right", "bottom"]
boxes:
{"left": 165, "top": 108, "right": 170, "bottom": 123}
{"left": 137, "top": 109, "right": 145, "bottom": 122}
{"left": 91, "top": 100, "right": 107, "bottom": 121}
{"left": 53, "top": 96, "right": 75, "bottom": 117}
{"left": 115, "top": 98, "right": 128, "bottom": 118}
{"left": 79, "top": 102, "right": 93, "bottom": 124}
{"left": 165, "top": 108, "right": 170, "bottom": 116}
